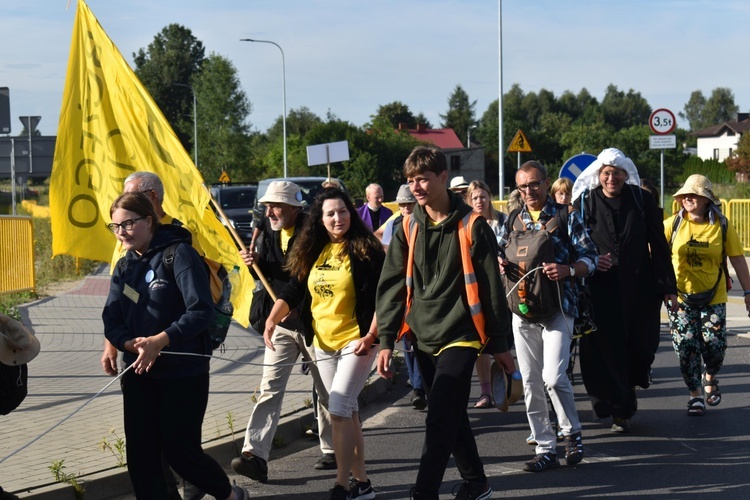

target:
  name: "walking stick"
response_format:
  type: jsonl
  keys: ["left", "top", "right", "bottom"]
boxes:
{"left": 201, "top": 183, "right": 278, "bottom": 302}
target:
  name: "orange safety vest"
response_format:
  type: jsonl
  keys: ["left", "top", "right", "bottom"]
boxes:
{"left": 397, "top": 212, "right": 487, "bottom": 344}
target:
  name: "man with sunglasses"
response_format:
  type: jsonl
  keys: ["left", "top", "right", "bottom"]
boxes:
{"left": 497, "top": 161, "right": 598, "bottom": 473}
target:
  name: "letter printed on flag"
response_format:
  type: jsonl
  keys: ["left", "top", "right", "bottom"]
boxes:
{"left": 50, "top": 0, "right": 252, "bottom": 327}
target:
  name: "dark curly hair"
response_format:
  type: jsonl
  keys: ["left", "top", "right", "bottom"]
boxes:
{"left": 284, "top": 188, "right": 383, "bottom": 281}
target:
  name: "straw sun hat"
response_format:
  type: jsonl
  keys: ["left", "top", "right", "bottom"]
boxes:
{"left": 0, "top": 314, "right": 41, "bottom": 366}
{"left": 673, "top": 174, "right": 721, "bottom": 205}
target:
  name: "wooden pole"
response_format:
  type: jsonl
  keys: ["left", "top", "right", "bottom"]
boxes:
{"left": 201, "top": 183, "right": 278, "bottom": 301}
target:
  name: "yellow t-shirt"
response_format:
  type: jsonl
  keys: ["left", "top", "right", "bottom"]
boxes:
{"left": 280, "top": 226, "right": 295, "bottom": 254}
{"left": 308, "top": 242, "right": 360, "bottom": 351}
{"left": 665, "top": 215, "right": 743, "bottom": 305}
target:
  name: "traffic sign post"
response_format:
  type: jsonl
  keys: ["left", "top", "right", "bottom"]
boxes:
{"left": 559, "top": 153, "right": 597, "bottom": 182}
{"left": 648, "top": 108, "right": 677, "bottom": 207}
{"left": 507, "top": 129, "right": 532, "bottom": 170}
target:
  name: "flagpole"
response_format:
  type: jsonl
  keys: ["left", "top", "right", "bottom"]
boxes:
{"left": 202, "top": 183, "right": 277, "bottom": 301}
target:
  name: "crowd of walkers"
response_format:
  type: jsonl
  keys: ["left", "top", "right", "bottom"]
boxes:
{"left": 95, "top": 146, "right": 750, "bottom": 500}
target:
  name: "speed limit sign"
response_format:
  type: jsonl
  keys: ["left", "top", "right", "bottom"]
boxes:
{"left": 649, "top": 108, "right": 676, "bottom": 135}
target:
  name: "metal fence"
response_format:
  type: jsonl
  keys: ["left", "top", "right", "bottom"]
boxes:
{"left": 0, "top": 215, "right": 35, "bottom": 295}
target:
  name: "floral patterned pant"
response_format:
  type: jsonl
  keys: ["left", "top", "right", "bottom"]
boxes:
{"left": 668, "top": 302, "right": 727, "bottom": 392}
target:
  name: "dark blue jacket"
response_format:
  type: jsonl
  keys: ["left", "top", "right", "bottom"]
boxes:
{"left": 102, "top": 224, "right": 214, "bottom": 379}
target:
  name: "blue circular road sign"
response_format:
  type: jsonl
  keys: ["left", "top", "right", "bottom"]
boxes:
{"left": 559, "top": 153, "right": 597, "bottom": 181}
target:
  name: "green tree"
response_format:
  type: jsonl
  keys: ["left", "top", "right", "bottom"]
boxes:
{"left": 191, "top": 53, "right": 252, "bottom": 182}
{"left": 370, "top": 101, "right": 417, "bottom": 129}
{"left": 702, "top": 87, "right": 739, "bottom": 128}
{"left": 680, "top": 87, "right": 739, "bottom": 131}
{"left": 600, "top": 85, "right": 651, "bottom": 130}
{"left": 440, "top": 84, "right": 477, "bottom": 146}
{"left": 133, "top": 24, "right": 206, "bottom": 153}
{"left": 414, "top": 113, "right": 433, "bottom": 129}
{"left": 266, "top": 106, "right": 323, "bottom": 142}
{"left": 679, "top": 90, "right": 707, "bottom": 131}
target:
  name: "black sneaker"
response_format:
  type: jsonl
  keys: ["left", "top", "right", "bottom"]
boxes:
{"left": 231, "top": 453, "right": 268, "bottom": 483}
{"left": 329, "top": 483, "right": 350, "bottom": 500}
{"left": 563, "top": 432, "right": 584, "bottom": 466}
{"left": 411, "top": 390, "right": 427, "bottom": 410}
{"left": 452, "top": 479, "right": 492, "bottom": 499}
{"left": 522, "top": 452, "right": 560, "bottom": 472}
{"left": 349, "top": 478, "right": 376, "bottom": 499}
{"left": 315, "top": 452, "right": 337, "bottom": 470}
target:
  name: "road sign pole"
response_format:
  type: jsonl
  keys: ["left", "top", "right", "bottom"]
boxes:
{"left": 660, "top": 150, "right": 665, "bottom": 209}
{"left": 517, "top": 151, "right": 520, "bottom": 170}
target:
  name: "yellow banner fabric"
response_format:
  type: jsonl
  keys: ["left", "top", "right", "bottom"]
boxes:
{"left": 50, "top": 0, "right": 252, "bottom": 327}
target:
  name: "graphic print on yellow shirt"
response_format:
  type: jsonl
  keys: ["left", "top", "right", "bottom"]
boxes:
{"left": 308, "top": 242, "right": 359, "bottom": 351}
{"left": 665, "top": 216, "right": 743, "bottom": 305}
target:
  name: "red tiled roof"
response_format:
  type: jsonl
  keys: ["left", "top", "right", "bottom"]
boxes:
{"left": 407, "top": 127, "right": 464, "bottom": 149}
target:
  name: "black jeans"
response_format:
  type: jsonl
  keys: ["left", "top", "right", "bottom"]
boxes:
{"left": 121, "top": 370, "right": 231, "bottom": 500}
{"left": 414, "top": 346, "right": 486, "bottom": 497}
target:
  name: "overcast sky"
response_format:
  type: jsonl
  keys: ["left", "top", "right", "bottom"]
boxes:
{"left": 2, "top": 0, "right": 748, "bottom": 137}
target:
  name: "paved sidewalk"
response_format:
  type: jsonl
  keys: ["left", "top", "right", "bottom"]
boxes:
{"left": 1, "top": 265, "right": 386, "bottom": 498}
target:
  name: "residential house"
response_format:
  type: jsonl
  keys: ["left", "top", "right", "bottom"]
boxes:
{"left": 401, "top": 123, "right": 486, "bottom": 187}
{"left": 690, "top": 113, "right": 750, "bottom": 162}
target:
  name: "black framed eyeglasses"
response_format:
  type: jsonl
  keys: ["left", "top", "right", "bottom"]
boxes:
{"left": 107, "top": 217, "right": 145, "bottom": 233}
{"left": 517, "top": 181, "right": 545, "bottom": 193}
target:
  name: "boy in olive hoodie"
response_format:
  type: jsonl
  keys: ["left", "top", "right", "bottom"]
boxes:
{"left": 376, "top": 146, "right": 514, "bottom": 500}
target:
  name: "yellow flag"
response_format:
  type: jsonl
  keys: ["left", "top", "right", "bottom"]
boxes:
{"left": 50, "top": 0, "right": 252, "bottom": 327}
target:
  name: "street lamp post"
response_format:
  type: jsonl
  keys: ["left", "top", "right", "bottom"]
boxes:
{"left": 467, "top": 125, "right": 476, "bottom": 148}
{"left": 174, "top": 83, "right": 198, "bottom": 168}
{"left": 240, "top": 38, "right": 287, "bottom": 178}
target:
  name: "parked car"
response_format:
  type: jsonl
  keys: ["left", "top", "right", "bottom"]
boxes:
{"left": 254, "top": 177, "right": 348, "bottom": 222}
{"left": 210, "top": 183, "right": 257, "bottom": 245}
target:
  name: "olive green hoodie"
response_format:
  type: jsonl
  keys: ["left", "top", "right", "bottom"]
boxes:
{"left": 376, "top": 190, "right": 511, "bottom": 355}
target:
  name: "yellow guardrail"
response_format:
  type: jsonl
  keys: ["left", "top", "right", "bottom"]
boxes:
{"left": 0, "top": 215, "right": 36, "bottom": 295}
{"left": 671, "top": 199, "right": 728, "bottom": 215}
{"left": 727, "top": 200, "right": 750, "bottom": 252}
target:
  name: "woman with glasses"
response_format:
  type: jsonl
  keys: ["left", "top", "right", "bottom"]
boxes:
{"left": 102, "top": 192, "right": 247, "bottom": 500}
{"left": 571, "top": 148, "right": 677, "bottom": 434}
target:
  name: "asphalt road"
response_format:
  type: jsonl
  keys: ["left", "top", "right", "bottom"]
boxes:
{"left": 218, "top": 328, "right": 750, "bottom": 499}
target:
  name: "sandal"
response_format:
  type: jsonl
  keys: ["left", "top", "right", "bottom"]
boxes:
{"left": 474, "top": 393, "right": 492, "bottom": 408}
{"left": 702, "top": 375, "right": 722, "bottom": 407}
{"left": 687, "top": 397, "right": 705, "bottom": 416}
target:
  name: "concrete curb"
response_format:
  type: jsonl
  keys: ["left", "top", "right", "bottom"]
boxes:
{"left": 22, "top": 369, "right": 396, "bottom": 499}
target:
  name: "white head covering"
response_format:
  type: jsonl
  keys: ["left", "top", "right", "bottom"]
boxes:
{"left": 571, "top": 148, "right": 641, "bottom": 201}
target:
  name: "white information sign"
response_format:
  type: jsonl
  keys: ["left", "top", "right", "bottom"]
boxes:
{"left": 306, "top": 140, "right": 350, "bottom": 166}
{"left": 649, "top": 135, "right": 676, "bottom": 149}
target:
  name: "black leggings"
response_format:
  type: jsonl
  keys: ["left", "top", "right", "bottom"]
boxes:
{"left": 121, "top": 370, "right": 231, "bottom": 500}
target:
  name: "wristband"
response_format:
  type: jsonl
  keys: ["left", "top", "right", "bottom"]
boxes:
{"left": 744, "top": 290, "right": 750, "bottom": 296}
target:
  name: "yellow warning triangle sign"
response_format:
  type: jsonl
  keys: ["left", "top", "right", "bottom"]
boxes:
{"left": 507, "top": 129, "right": 532, "bottom": 153}
{"left": 219, "top": 170, "right": 231, "bottom": 183}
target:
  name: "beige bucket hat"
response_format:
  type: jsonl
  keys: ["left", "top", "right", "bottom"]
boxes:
{"left": 0, "top": 314, "right": 41, "bottom": 366}
{"left": 259, "top": 181, "right": 304, "bottom": 207}
{"left": 673, "top": 174, "right": 721, "bottom": 205}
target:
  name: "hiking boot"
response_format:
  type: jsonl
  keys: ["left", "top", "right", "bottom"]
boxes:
{"left": 411, "top": 390, "right": 427, "bottom": 410}
{"left": 349, "top": 478, "right": 376, "bottom": 499}
{"left": 329, "top": 483, "right": 350, "bottom": 500}
{"left": 563, "top": 432, "right": 584, "bottom": 466}
{"left": 315, "top": 453, "right": 337, "bottom": 470}
{"left": 522, "top": 452, "right": 560, "bottom": 472}
{"left": 231, "top": 453, "right": 268, "bottom": 483}
{"left": 452, "top": 479, "right": 492, "bottom": 499}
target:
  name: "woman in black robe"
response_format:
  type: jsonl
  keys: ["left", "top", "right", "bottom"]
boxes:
{"left": 572, "top": 148, "right": 677, "bottom": 433}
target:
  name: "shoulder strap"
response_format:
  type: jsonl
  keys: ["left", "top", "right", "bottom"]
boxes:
{"left": 507, "top": 208, "right": 524, "bottom": 232}
{"left": 163, "top": 243, "right": 178, "bottom": 272}
{"left": 669, "top": 215, "right": 683, "bottom": 248}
